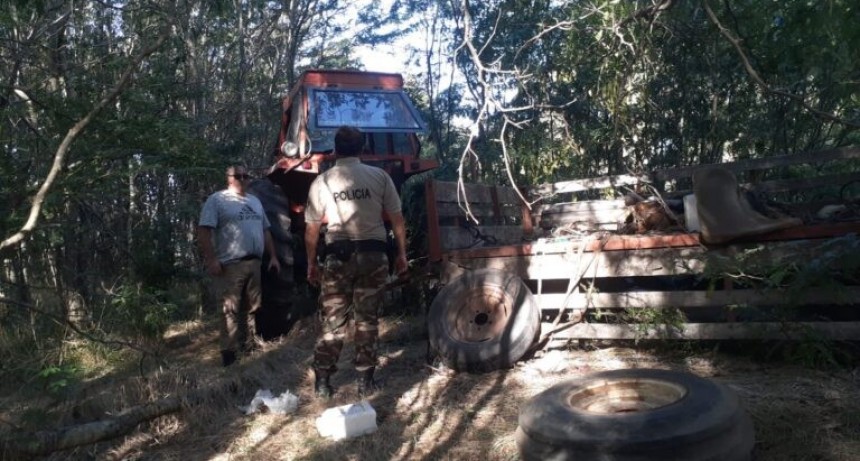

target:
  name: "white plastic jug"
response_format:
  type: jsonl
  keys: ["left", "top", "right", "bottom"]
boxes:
{"left": 316, "top": 401, "right": 378, "bottom": 440}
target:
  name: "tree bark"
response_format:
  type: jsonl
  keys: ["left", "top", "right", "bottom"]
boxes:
{"left": 0, "top": 376, "right": 249, "bottom": 458}
{"left": 2, "top": 395, "right": 186, "bottom": 458}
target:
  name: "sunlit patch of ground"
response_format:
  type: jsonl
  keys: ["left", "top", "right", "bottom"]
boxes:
{"left": 7, "top": 312, "right": 859, "bottom": 461}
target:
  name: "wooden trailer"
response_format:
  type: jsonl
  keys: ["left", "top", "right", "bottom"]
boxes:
{"left": 424, "top": 147, "right": 860, "bottom": 371}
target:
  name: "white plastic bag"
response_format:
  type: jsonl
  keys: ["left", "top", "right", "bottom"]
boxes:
{"left": 241, "top": 389, "right": 299, "bottom": 415}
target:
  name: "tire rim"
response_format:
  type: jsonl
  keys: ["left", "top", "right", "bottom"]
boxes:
{"left": 446, "top": 285, "right": 512, "bottom": 342}
{"left": 566, "top": 378, "right": 687, "bottom": 414}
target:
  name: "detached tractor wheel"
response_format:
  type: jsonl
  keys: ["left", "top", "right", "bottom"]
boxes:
{"left": 428, "top": 269, "right": 540, "bottom": 373}
{"left": 516, "top": 369, "right": 755, "bottom": 461}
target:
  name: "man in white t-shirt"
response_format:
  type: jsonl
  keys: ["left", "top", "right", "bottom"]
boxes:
{"left": 198, "top": 165, "right": 281, "bottom": 366}
{"left": 305, "top": 126, "right": 408, "bottom": 398}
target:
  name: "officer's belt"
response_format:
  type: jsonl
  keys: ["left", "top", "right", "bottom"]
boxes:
{"left": 325, "top": 239, "right": 387, "bottom": 261}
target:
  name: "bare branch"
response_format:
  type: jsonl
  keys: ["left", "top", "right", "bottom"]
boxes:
{"left": 455, "top": 0, "right": 538, "bottom": 222}
{"left": 0, "top": 24, "right": 171, "bottom": 253}
{"left": 499, "top": 119, "right": 532, "bottom": 210}
{"left": 514, "top": 20, "right": 576, "bottom": 62}
{"left": 452, "top": 0, "right": 679, "bottom": 220}
{"left": 618, "top": 0, "right": 675, "bottom": 28}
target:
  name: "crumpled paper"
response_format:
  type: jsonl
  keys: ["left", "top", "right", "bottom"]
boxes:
{"left": 240, "top": 389, "right": 299, "bottom": 415}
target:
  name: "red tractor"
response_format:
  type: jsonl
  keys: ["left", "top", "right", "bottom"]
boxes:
{"left": 250, "top": 69, "right": 437, "bottom": 337}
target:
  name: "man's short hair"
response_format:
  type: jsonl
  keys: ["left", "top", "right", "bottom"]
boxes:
{"left": 226, "top": 165, "right": 246, "bottom": 176}
{"left": 334, "top": 126, "right": 365, "bottom": 156}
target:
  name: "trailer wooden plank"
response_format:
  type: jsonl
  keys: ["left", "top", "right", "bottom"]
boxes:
{"left": 438, "top": 225, "right": 528, "bottom": 250}
{"left": 754, "top": 172, "right": 860, "bottom": 195}
{"left": 442, "top": 222, "right": 860, "bottom": 258}
{"left": 530, "top": 174, "right": 650, "bottom": 196}
{"left": 443, "top": 247, "right": 704, "bottom": 281}
{"left": 539, "top": 210, "right": 627, "bottom": 230}
{"left": 426, "top": 179, "right": 443, "bottom": 262}
{"left": 433, "top": 180, "right": 523, "bottom": 204}
{"left": 495, "top": 185, "right": 523, "bottom": 203}
{"left": 670, "top": 172, "right": 860, "bottom": 198}
{"left": 536, "top": 200, "right": 628, "bottom": 214}
{"left": 436, "top": 202, "right": 503, "bottom": 218}
{"left": 546, "top": 321, "right": 860, "bottom": 340}
{"left": 729, "top": 222, "right": 860, "bottom": 243}
{"left": 445, "top": 233, "right": 700, "bottom": 258}
{"left": 443, "top": 238, "right": 834, "bottom": 282}
{"left": 537, "top": 200, "right": 629, "bottom": 230}
{"left": 652, "top": 146, "right": 860, "bottom": 182}
{"left": 534, "top": 288, "right": 860, "bottom": 310}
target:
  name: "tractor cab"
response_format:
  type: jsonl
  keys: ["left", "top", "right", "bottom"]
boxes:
{"left": 266, "top": 69, "right": 438, "bottom": 228}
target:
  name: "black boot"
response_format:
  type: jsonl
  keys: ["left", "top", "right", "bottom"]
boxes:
{"left": 314, "top": 369, "right": 333, "bottom": 399}
{"left": 221, "top": 350, "right": 237, "bottom": 367}
{"left": 357, "top": 367, "right": 380, "bottom": 396}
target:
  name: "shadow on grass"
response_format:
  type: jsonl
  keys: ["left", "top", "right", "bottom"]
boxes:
{"left": 6, "top": 300, "right": 860, "bottom": 461}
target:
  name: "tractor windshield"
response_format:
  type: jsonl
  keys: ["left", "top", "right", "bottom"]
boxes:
{"left": 308, "top": 88, "right": 426, "bottom": 133}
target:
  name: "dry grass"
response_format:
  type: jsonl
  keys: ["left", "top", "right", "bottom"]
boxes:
{"left": 4, "top": 312, "right": 860, "bottom": 461}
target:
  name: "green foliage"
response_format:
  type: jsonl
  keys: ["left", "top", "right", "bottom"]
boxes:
{"left": 110, "top": 284, "right": 179, "bottom": 339}
{"left": 622, "top": 306, "right": 688, "bottom": 343}
{"left": 700, "top": 235, "right": 860, "bottom": 294}
{"left": 18, "top": 406, "right": 52, "bottom": 428}
{"left": 696, "top": 235, "right": 860, "bottom": 368}
{"left": 400, "top": 173, "right": 433, "bottom": 259}
{"left": 37, "top": 364, "right": 81, "bottom": 397}
{"left": 442, "top": 0, "right": 860, "bottom": 187}
{"left": 772, "top": 333, "right": 855, "bottom": 369}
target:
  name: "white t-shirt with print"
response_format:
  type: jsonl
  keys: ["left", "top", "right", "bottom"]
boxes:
{"left": 199, "top": 190, "right": 271, "bottom": 264}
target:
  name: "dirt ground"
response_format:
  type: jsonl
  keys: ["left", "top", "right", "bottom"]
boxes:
{"left": 8, "top": 309, "right": 860, "bottom": 461}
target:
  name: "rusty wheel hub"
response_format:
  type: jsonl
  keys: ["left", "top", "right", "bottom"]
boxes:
{"left": 566, "top": 379, "right": 687, "bottom": 414}
{"left": 446, "top": 286, "right": 512, "bottom": 342}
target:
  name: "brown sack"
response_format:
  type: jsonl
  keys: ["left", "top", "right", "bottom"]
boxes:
{"left": 693, "top": 167, "right": 802, "bottom": 244}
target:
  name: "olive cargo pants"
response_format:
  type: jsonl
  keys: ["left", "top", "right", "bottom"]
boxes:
{"left": 313, "top": 251, "right": 389, "bottom": 373}
{"left": 214, "top": 259, "right": 262, "bottom": 354}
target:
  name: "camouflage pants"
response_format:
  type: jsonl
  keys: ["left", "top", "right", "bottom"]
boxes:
{"left": 214, "top": 259, "right": 262, "bottom": 354}
{"left": 313, "top": 251, "right": 389, "bottom": 373}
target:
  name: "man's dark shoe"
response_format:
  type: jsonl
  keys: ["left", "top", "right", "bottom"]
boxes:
{"left": 314, "top": 369, "right": 333, "bottom": 399}
{"left": 221, "top": 350, "right": 237, "bottom": 367}
{"left": 357, "top": 367, "right": 381, "bottom": 396}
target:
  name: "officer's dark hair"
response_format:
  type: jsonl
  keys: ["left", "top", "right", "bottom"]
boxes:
{"left": 334, "top": 126, "right": 365, "bottom": 157}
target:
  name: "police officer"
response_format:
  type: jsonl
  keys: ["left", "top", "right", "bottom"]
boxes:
{"left": 304, "top": 126, "right": 408, "bottom": 398}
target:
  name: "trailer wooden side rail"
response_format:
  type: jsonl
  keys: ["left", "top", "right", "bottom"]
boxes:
{"left": 424, "top": 146, "right": 860, "bottom": 342}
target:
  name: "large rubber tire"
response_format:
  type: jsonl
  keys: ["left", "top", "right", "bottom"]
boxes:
{"left": 428, "top": 269, "right": 541, "bottom": 373}
{"left": 248, "top": 178, "right": 297, "bottom": 339}
{"left": 517, "top": 369, "right": 755, "bottom": 461}
{"left": 247, "top": 178, "right": 293, "bottom": 251}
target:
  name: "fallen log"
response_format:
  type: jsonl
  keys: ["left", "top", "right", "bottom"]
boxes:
{"left": 2, "top": 394, "right": 188, "bottom": 458}
{"left": 0, "top": 373, "right": 253, "bottom": 459}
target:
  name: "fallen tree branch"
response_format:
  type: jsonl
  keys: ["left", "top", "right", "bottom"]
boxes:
{"left": 1, "top": 373, "right": 253, "bottom": 458}
{"left": 2, "top": 394, "right": 187, "bottom": 458}
{"left": 0, "top": 24, "right": 170, "bottom": 253}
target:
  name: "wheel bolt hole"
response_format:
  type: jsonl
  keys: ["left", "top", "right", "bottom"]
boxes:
{"left": 474, "top": 313, "right": 489, "bottom": 325}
